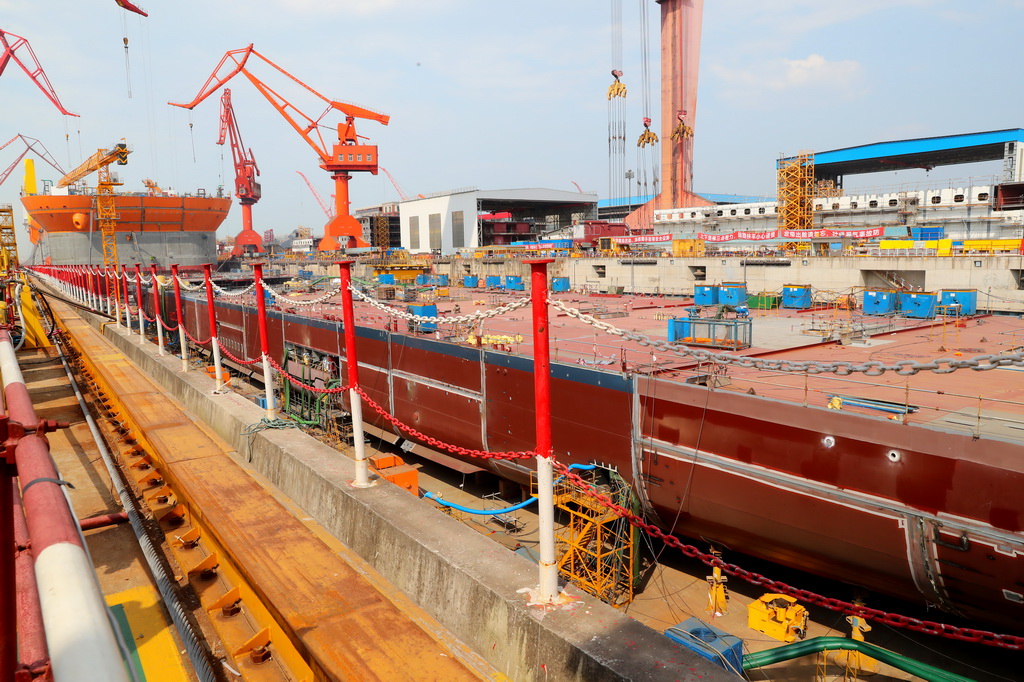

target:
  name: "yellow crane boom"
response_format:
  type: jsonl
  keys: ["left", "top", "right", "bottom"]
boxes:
{"left": 57, "top": 142, "right": 129, "bottom": 187}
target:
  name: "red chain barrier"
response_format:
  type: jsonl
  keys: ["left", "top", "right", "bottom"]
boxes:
{"left": 266, "top": 356, "right": 351, "bottom": 394}
{"left": 158, "top": 315, "right": 179, "bottom": 332}
{"left": 181, "top": 326, "right": 211, "bottom": 346}
{"left": 215, "top": 339, "right": 262, "bottom": 365}
{"left": 141, "top": 309, "right": 155, "bottom": 323}
{"left": 354, "top": 386, "right": 534, "bottom": 461}
{"left": 550, "top": 461, "right": 1024, "bottom": 650}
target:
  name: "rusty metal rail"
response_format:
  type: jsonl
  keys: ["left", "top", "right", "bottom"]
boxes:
{"left": 48, "top": 296, "right": 483, "bottom": 681}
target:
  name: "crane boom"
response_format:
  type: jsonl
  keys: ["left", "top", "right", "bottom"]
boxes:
{"left": 0, "top": 30, "right": 78, "bottom": 117}
{"left": 296, "top": 171, "right": 334, "bottom": 219}
{"left": 0, "top": 134, "right": 65, "bottom": 188}
{"left": 170, "top": 45, "right": 389, "bottom": 250}
{"left": 58, "top": 143, "right": 129, "bottom": 188}
{"left": 379, "top": 166, "right": 410, "bottom": 201}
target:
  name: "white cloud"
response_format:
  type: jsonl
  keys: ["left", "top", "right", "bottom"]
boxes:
{"left": 711, "top": 54, "right": 865, "bottom": 105}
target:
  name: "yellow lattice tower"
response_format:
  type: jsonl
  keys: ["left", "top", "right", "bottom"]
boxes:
{"left": 777, "top": 152, "right": 815, "bottom": 232}
{"left": 545, "top": 468, "right": 637, "bottom": 606}
{"left": 96, "top": 165, "right": 121, "bottom": 270}
{"left": 374, "top": 214, "right": 390, "bottom": 251}
{"left": 0, "top": 203, "right": 19, "bottom": 274}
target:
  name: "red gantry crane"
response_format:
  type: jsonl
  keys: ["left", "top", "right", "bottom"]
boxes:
{"left": 296, "top": 170, "right": 334, "bottom": 219}
{"left": 0, "top": 134, "right": 65, "bottom": 188}
{"left": 0, "top": 29, "right": 78, "bottom": 117}
{"left": 169, "top": 45, "right": 389, "bottom": 251}
{"left": 218, "top": 88, "right": 264, "bottom": 256}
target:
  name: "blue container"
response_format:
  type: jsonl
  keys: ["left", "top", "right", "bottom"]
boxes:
{"left": 463, "top": 275, "right": 479, "bottom": 288}
{"left": 407, "top": 303, "right": 438, "bottom": 332}
{"left": 899, "top": 291, "right": 937, "bottom": 319}
{"left": 485, "top": 275, "right": 503, "bottom": 289}
{"left": 415, "top": 274, "right": 428, "bottom": 286}
{"left": 719, "top": 282, "right": 747, "bottom": 307}
{"left": 664, "top": 617, "right": 742, "bottom": 674}
{"left": 940, "top": 289, "right": 977, "bottom": 316}
{"left": 667, "top": 318, "right": 691, "bottom": 343}
{"left": 694, "top": 285, "right": 718, "bottom": 306}
{"left": 298, "top": 269, "right": 312, "bottom": 280}
{"left": 428, "top": 274, "right": 449, "bottom": 286}
{"left": 782, "top": 285, "right": 812, "bottom": 309}
{"left": 862, "top": 289, "right": 897, "bottom": 315}
{"left": 377, "top": 274, "right": 396, "bottom": 285}
{"left": 263, "top": 290, "right": 274, "bottom": 307}
{"left": 551, "top": 277, "right": 570, "bottom": 293}
{"left": 504, "top": 275, "right": 525, "bottom": 291}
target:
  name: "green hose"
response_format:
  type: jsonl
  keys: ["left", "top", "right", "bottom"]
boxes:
{"left": 742, "top": 636, "right": 974, "bottom": 682}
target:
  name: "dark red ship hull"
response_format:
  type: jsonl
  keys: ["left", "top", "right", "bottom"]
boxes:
{"left": 173, "top": 294, "right": 1024, "bottom": 631}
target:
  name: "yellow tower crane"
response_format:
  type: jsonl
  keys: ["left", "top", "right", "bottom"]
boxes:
{"left": 57, "top": 141, "right": 130, "bottom": 270}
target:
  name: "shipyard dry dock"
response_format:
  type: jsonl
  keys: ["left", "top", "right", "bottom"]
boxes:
{"left": 13, "top": 265, "right": 1023, "bottom": 681}
{"left": 14, "top": 284, "right": 731, "bottom": 681}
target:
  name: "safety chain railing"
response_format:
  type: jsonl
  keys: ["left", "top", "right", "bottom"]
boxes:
{"left": 212, "top": 281, "right": 257, "bottom": 297}
{"left": 551, "top": 461, "right": 1024, "bottom": 650}
{"left": 266, "top": 356, "right": 351, "bottom": 394}
{"left": 215, "top": 339, "right": 262, "bottom": 366}
{"left": 351, "top": 286, "right": 531, "bottom": 324}
{"left": 176, "top": 276, "right": 205, "bottom": 292}
{"left": 550, "top": 299, "right": 1024, "bottom": 376}
{"left": 158, "top": 315, "right": 179, "bottom": 333}
{"left": 353, "top": 386, "right": 535, "bottom": 461}
{"left": 259, "top": 279, "right": 341, "bottom": 307}
{"left": 181, "top": 326, "right": 211, "bottom": 346}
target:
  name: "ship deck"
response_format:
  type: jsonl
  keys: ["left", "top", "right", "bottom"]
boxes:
{"left": 254, "top": 284, "right": 1024, "bottom": 443}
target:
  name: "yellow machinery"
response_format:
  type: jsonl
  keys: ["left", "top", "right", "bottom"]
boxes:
{"left": 824, "top": 613, "right": 880, "bottom": 678}
{"left": 705, "top": 549, "right": 729, "bottom": 617}
{"left": 747, "top": 593, "right": 809, "bottom": 643}
{"left": 543, "top": 467, "right": 638, "bottom": 607}
{"left": 672, "top": 238, "right": 705, "bottom": 257}
{"left": 57, "top": 141, "right": 130, "bottom": 271}
{"left": 0, "top": 203, "right": 18, "bottom": 272}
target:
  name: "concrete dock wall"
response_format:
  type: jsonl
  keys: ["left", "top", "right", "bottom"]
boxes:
{"left": 86, "top": 316, "right": 727, "bottom": 681}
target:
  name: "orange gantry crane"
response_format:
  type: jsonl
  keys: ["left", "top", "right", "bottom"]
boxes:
{"left": 0, "top": 29, "right": 78, "bottom": 116}
{"left": 169, "top": 45, "right": 389, "bottom": 251}
{"left": 57, "top": 142, "right": 130, "bottom": 271}
{"left": 219, "top": 89, "right": 264, "bottom": 256}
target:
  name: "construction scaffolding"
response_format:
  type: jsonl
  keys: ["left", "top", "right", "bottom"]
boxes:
{"left": 777, "top": 151, "right": 815, "bottom": 232}
{"left": 545, "top": 467, "right": 639, "bottom": 607}
{"left": 0, "top": 204, "right": 18, "bottom": 272}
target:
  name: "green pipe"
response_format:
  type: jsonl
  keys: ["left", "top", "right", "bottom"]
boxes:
{"left": 742, "top": 636, "right": 974, "bottom": 682}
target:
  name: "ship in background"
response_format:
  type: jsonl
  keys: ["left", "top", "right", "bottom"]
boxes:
{"left": 20, "top": 157, "right": 231, "bottom": 267}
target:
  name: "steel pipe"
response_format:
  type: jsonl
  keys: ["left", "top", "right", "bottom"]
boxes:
{"left": 337, "top": 261, "right": 371, "bottom": 487}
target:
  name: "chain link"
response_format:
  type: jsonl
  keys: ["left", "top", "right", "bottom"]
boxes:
{"left": 176, "top": 276, "right": 205, "bottom": 292}
{"left": 550, "top": 299, "right": 1024, "bottom": 376}
{"left": 215, "top": 339, "right": 262, "bottom": 365}
{"left": 212, "top": 281, "right": 257, "bottom": 297}
{"left": 266, "top": 355, "right": 352, "bottom": 394}
{"left": 181, "top": 325, "right": 211, "bottom": 346}
{"left": 354, "top": 386, "right": 535, "bottom": 461}
{"left": 260, "top": 279, "right": 342, "bottom": 306}
{"left": 550, "top": 461, "right": 1024, "bottom": 650}
{"left": 351, "top": 286, "right": 531, "bottom": 324}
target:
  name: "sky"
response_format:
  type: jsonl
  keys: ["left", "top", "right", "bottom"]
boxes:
{"left": 1, "top": 0, "right": 1022, "bottom": 250}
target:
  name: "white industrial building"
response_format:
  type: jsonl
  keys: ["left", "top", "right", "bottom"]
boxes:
{"left": 399, "top": 187, "right": 597, "bottom": 255}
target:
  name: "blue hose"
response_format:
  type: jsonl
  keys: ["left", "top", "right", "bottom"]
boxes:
{"left": 423, "top": 464, "right": 597, "bottom": 515}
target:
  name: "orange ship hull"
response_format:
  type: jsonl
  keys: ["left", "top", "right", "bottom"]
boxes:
{"left": 21, "top": 194, "right": 232, "bottom": 239}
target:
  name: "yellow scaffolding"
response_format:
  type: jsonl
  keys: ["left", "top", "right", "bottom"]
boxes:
{"left": 777, "top": 151, "right": 815, "bottom": 232}
{"left": 543, "top": 467, "right": 638, "bottom": 607}
{"left": 0, "top": 203, "right": 18, "bottom": 273}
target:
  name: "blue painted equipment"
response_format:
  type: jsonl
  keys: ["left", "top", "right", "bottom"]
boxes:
{"left": 718, "top": 282, "right": 747, "bottom": 307}
{"left": 664, "top": 617, "right": 743, "bottom": 674}
{"left": 782, "top": 285, "right": 812, "bottom": 309}
{"left": 463, "top": 275, "right": 479, "bottom": 288}
{"left": 694, "top": 284, "right": 718, "bottom": 306}
{"left": 504, "top": 275, "right": 525, "bottom": 291}
{"left": 551, "top": 277, "right": 570, "bottom": 293}
{"left": 407, "top": 304, "right": 438, "bottom": 333}
{"left": 377, "top": 274, "right": 396, "bottom": 285}
{"left": 898, "top": 291, "right": 937, "bottom": 319}
{"left": 485, "top": 275, "right": 503, "bottom": 289}
{"left": 939, "top": 289, "right": 977, "bottom": 315}
{"left": 862, "top": 289, "right": 897, "bottom": 315}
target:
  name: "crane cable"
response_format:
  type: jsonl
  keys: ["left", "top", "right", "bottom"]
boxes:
{"left": 121, "top": 10, "right": 133, "bottom": 98}
{"left": 636, "top": 0, "right": 659, "bottom": 201}
{"left": 608, "top": 0, "right": 627, "bottom": 202}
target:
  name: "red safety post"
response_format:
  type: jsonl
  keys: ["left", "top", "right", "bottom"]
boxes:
{"left": 121, "top": 265, "right": 132, "bottom": 331}
{"left": 149, "top": 265, "right": 165, "bottom": 356}
{"left": 134, "top": 265, "right": 144, "bottom": 344}
{"left": 526, "top": 258, "right": 559, "bottom": 603}
{"left": 252, "top": 264, "right": 276, "bottom": 419}
{"left": 336, "top": 261, "right": 371, "bottom": 487}
{"left": 170, "top": 265, "right": 188, "bottom": 371}
{"left": 203, "top": 265, "right": 225, "bottom": 393}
